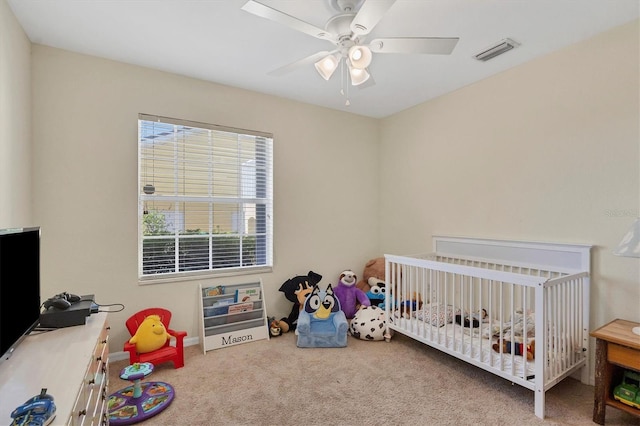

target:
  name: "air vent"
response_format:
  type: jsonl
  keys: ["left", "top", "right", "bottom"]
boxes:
{"left": 474, "top": 38, "right": 519, "bottom": 62}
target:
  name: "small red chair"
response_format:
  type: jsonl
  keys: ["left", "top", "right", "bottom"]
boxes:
{"left": 123, "top": 307, "right": 187, "bottom": 369}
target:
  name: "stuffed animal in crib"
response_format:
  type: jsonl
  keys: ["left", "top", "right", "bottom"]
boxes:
{"left": 349, "top": 305, "right": 387, "bottom": 341}
{"left": 492, "top": 339, "right": 535, "bottom": 360}
{"left": 128, "top": 314, "right": 169, "bottom": 354}
{"left": 455, "top": 309, "right": 488, "bottom": 328}
{"left": 278, "top": 270, "right": 322, "bottom": 332}
{"left": 334, "top": 269, "right": 370, "bottom": 319}
{"left": 400, "top": 293, "right": 423, "bottom": 317}
{"left": 356, "top": 257, "right": 385, "bottom": 294}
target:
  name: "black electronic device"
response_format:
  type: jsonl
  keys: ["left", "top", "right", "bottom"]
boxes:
{"left": 66, "top": 293, "right": 81, "bottom": 303}
{"left": 42, "top": 292, "right": 82, "bottom": 310}
{"left": 43, "top": 297, "right": 71, "bottom": 310}
{"left": 0, "top": 227, "right": 41, "bottom": 364}
{"left": 39, "top": 294, "right": 95, "bottom": 328}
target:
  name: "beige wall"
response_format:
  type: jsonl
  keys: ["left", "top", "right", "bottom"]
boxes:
{"left": 0, "top": 0, "right": 31, "bottom": 226}
{"left": 30, "top": 46, "right": 379, "bottom": 351}
{"left": 380, "top": 20, "right": 640, "bottom": 378}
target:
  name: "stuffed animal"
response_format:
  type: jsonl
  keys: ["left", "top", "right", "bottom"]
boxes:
{"left": 349, "top": 305, "right": 387, "bottom": 341}
{"left": 128, "top": 314, "right": 169, "bottom": 354}
{"left": 355, "top": 257, "right": 385, "bottom": 294}
{"left": 400, "top": 292, "right": 422, "bottom": 317}
{"left": 278, "top": 270, "right": 322, "bottom": 332}
{"left": 365, "top": 277, "right": 387, "bottom": 309}
{"left": 267, "top": 316, "right": 287, "bottom": 337}
{"left": 333, "top": 269, "right": 370, "bottom": 319}
{"left": 455, "top": 309, "right": 488, "bottom": 328}
{"left": 492, "top": 339, "right": 535, "bottom": 360}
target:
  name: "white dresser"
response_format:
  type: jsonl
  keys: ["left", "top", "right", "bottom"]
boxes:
{"left": 0, "top": 312, "right": 109, "bottom": 425}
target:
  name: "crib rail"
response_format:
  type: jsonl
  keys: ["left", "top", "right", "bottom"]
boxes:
{"left": 384, "top": 252, "right": 589, "bottom": 419}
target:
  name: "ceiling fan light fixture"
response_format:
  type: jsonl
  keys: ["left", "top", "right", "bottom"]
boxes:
{"left": 348, "top": 45, "right": 372, "bottom": 69}
{"left": 348, "top": 64, "right": 370, "bottom": 86}
{"left": 314, "top": 54, "right": 340, "bottom": 80}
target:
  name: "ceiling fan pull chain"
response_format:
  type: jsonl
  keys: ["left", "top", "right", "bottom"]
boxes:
{"left": 340, "top": 58, "right": 350, "bottom": 106}
{"left": 345, "top": 70, "right": 351, "bottom": 106}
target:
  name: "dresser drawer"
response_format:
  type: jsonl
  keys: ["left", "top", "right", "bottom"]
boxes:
{"left": 69, "top": 320, "right": 110, "bottom": 426}
{"left": 608, "top": 343, "right": 640, "bottom": 371}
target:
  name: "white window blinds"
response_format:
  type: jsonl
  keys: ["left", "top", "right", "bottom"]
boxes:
{"left": 138, "top": 114, "right": 273, "bottom": 279}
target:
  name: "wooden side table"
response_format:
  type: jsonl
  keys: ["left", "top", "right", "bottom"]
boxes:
{"left": 591, "top": 318, "right": 640, "bottom": 424}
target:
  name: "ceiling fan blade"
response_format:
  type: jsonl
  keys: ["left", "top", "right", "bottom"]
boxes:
{"left": 368, "top": 37, "right": 459, "bottom": 54}
{"left": 268, "top": 50, "right": 337, "bottom": 76}
{"left": 242, "top": 0, "right": 337, "bottom": 43}
{"left": 350, "top": 0, "right": 396, "bottom": 36}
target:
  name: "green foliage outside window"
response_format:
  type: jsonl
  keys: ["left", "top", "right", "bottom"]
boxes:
{"left": 143, "top": 210, "right": 169, "bottom": 235}
{"left": 142, "top": 210, "right": 257, "bottom": 274}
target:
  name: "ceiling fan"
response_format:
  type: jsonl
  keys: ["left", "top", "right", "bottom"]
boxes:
{"left": 241, "top": 0, "right": 459, "bottom": 89}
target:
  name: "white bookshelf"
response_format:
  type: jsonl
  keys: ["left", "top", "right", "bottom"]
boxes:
{"left": 198, "top": 280, "right": 269, "bottom": 352}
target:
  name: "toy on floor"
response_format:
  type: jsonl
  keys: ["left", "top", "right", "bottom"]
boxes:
{"left": 11, "top": 388, "right": 56, "bottom": 426}
{"left": 108, "top": 362, "right": 175, "bottom": 425}
{"left": 349, "top": 305, "right": 387, "bottom": 341}
{"left": 492, "top": 339, "right": 535, "bottom": 360}
{"left": 128, "top": 314, "right": 169, "bottom": 354}
{"left": 278, "top": 270, "right": 322, "bottom": 332}
{"left": 267, "top": 316, "right": 289, "bottom": 337}
{"left": 334, "top": 269, "right": 370, "bottom": 319}
{"left": 296, "top": 283, "right": 348, "bottom": 348}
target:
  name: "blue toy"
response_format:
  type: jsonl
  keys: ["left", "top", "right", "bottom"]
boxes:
{"left": 365, "top": 277, "right": 387, "bottom": 310}
{"left": 11, "top": 388, "right": 56, "bottom": 426}
{"left": 296, "top": 283, "right": 348, "bottom": 348}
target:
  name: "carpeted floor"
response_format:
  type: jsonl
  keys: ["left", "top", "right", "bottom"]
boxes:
{"left": 108, "top": 332, "right": 640, "bottom": 425}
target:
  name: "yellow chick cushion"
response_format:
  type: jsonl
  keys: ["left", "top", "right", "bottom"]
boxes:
{"left": 128, "top": 314, "right": 169, "bottom": 353}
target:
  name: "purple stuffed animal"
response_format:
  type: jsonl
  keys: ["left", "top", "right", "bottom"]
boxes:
{"left": 334, "top": 269, "right": 371, "bottom": 319}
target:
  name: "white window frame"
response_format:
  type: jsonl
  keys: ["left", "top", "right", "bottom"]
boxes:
{"left": 137, "top": 114, "right": 273, "bottom": 282}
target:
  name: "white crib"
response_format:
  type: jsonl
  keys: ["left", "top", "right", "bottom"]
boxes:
{"left": 384, "top": 236, "right": 591, "bottom": 419}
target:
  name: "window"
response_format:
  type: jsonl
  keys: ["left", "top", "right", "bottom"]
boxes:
{"left": 138, "top": 114, "right": 273, "bottom": 280}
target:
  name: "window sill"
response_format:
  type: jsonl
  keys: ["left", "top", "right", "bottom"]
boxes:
{"left": 138, "top": 266, "right": 273, "bottom": 285}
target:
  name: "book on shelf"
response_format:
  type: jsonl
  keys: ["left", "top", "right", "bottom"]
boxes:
{"left": 235, "top": 286, "right": 261, "bottom": 303}
{"left": 207, "top": 297, "right": 235, "bottom": 316}
{"left": 228, "top": 301, "right": 254, "bottom": 315}
{"left": 203, "top": 285, "right": 225, "bottom": 297}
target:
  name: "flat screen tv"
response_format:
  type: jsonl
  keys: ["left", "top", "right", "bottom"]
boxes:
{"left": 0, "top": 227, "right": 41, "bottom": 363}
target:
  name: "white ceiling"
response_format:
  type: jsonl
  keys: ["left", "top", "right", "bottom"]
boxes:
{"left": 7, "top": 0, "right": 639, "bottom": 118}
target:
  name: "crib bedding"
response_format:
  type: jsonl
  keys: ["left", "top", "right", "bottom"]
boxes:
{"left": 392, "top": 316, "right": 536, "bottom": 378}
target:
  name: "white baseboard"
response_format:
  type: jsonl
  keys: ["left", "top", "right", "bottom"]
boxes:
{"left": 108, "top": 336, "right": 200, "bottom": 363}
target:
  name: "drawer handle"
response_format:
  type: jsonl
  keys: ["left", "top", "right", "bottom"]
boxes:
{"left": 78, "top": 409, "right": 86, "bottom": 417}
{"left": 96, "top": 356, "right": 102, "bottom": 362}
{"left": 101, "top": 339, "right": 108, "bottom": 344}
